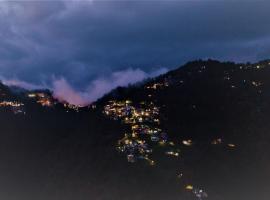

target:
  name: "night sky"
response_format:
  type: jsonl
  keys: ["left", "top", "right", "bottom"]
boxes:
{"left": 0, "top": 1, "right": 270, "bottom": 104}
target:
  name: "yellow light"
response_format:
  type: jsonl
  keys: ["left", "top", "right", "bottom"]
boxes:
{"left": 166, "top": 151, "right": 179, "bottom": 157}
{"left": 28, "top": 94, "right": 36, "bottom": 98}
{"left": 125, "top": 100, "right": 132, "bottom": 104}
{"left": 182, "top": 140, "right": 192, "bottom": 146}
{"left": 228, "top": 143, "right": 236, "bottom": 148}
{"left": 159, "top": 141, "right": 166, "bottom": 146}
{"left": 149, "top": 160, "right": 155, "bottom": 166}
{"left": 124, "top": 139, "right": 130, "bottom": 145}
{"left": 169, "top": 141, "right": 175, "bottom": 146}
{"left": 211, "top": 138, "right": 222, "bottom": 145}
{"left": 185, "top": 185, "right": 193, "bottom": 190}
{"left": 137, "top": 140, "right": 144, "bottom": 144}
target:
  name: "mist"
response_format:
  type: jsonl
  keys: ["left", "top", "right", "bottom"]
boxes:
{"left": 2, "top": 68, "right": 167, "bottom": 105}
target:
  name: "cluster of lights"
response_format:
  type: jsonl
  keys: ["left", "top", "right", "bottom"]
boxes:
{"left": 211, "top": 138, "right": 236, "bottom": 149}
{"left": 104, "top": 100, "right": 159, "bottom": 123}
{"left": 211, "top": 138, "right": 222, "bottom": 145}
{"left": 28, "top": 93, "right": 54, "bottom": 107}
{"left": 165, "top": 150, "right": 180, "bottom": 157}
{"left": 0, "top": 101, "right": 25, "bottom": 114}
{"left": 28, "top": 92, "right": 82, "bottom": 111}
{"left": 63, "top": 103, "right": 82, "bottom": 112}
{"left": 145, "top": 81, "right": 169, "bottom": 90}
{"left": 182, "top": 139, "right": 193, "bottom": 146}
{"left": 104, "top": 100, "right": 170, "bottom": 165}
{"left": 0, "top": 101, "right": 24, "bottom": 107}
{"left": 104, "top": 99, "right": 238, "bottom": 199}
{"left": 225, "top": 63, "right": 270, "bottom": 92}
{"left": 185, "top": 185, "right": 208, "bottom": 199}
{"left": 251, "top": 81, "right": 263, "bottom": 87}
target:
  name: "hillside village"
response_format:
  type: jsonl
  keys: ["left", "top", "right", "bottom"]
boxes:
{"left": 0, "top": 60, "right": 269, "bottom": 200}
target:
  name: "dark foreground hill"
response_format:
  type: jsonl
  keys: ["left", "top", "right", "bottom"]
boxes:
{"left": 0, "top": 59, "right": 269, "bottom": 200}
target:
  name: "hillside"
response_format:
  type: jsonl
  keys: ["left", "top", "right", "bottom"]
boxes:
{"left": 0, "top": 59, "right": 269, "bottom": 200}
{"left": 97, "top": 59, "right": 270, "bottom": 200}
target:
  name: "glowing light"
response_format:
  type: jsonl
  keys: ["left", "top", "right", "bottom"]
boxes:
{"left": 228, "top": 143, "right": 236, "bottom": 148}
{"left": 182, "top": 140, "right": 192, "bottom": 146}
{"left": 211, "top": 138, "right": 222, "bottom": 145}
{"left": 186, "top": 185, "right": 193, "bottom": 190}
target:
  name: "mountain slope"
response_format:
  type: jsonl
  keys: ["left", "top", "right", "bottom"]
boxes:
{"left": 0, "top": 59, "right": 269, "bottom": 200}
{"left": 97, "top": 59, "right": 270, "bottom": 199}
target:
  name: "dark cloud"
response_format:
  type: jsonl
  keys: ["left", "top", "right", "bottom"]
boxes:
{"left": 0, "top": 0, "right": 270, "bottom": 103}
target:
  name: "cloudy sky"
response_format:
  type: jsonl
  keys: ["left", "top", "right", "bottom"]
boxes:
{"left": 0, "top": 0, "right": 269, "bottom": 104}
